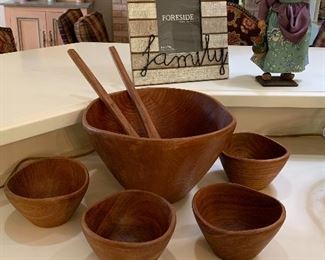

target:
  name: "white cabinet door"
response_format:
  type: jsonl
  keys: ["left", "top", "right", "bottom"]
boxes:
{"left": 46, "top": 11, "right": 64, "bottom": 47}
{"left": 6, "top": 8, "right": 47, "bottom": 50}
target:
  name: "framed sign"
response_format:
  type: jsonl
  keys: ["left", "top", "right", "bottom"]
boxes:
{"left": 127, "top": 0, "right": 229, "bottom": 86}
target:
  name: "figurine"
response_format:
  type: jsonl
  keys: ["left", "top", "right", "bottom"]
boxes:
{"left": 252, "top": 0, "right": 310, "bottom": 83}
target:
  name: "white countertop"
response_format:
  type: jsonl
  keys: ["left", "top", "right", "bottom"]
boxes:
{"left": 0, "top": 137, "right": 324, "bottom": 260}
{"left": 1, "top": 43, "right": 324, "bottom": 146}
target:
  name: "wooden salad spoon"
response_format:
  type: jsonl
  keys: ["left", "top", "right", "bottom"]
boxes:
{"left": 68, "top": 49, "right": 139, "bottom": 137}
{"left": 109, "top": 46, "right": 160, "bottom": 138}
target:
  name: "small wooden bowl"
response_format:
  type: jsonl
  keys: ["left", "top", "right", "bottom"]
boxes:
{"left": 4, "top": 157, "right": 89, "bottom": 227}
{"left": 220, "top": 132, "right": 289, "bottom": 190}
{"left": 81, "top": 190, "right": 176, "bottom": 260}
{"left": 192, "top": 183, "right": 286, "bottom": 260}
{"left": 83, "top": 87, "right": 236, "bottom": 202}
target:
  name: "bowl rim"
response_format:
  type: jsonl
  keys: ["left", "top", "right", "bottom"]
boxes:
{"left": 82, "top": 87, "right": 237, "bottom": 141}
{"left": 81, "top": 189, "right": 177, "bottom": 247}
{"left": 4, "top": 157, "right": 89, "bottom": 201}
{"left": 221, "top": 132, "right": 290, "bottom": 163}
{"left": 192, "top": 183, "right": 286, "bottom": 235}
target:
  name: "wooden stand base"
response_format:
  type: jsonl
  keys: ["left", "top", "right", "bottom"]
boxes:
{"left": 256, "top": 76, "right": 298, "bottom": 87}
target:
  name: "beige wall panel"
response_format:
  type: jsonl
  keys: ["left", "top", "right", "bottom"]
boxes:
{"left": 128, "top": 3, "right": 157, "bottom": 19}
{"left": 131, "top": 49, "right": 228, "bottom": 70}
{"left": 201, "top": 1, "right": 227, "bottom": 17}
{"left": 129, "top": 20, "right": 158, "bottom": 37}
{"left": 133, "top": 65, "right": 229, "bottom": 85}
{"left": 201, "top": 17, "right": 227, "bottom": 34}
{"left": 130, "top": 36, "right": 159, "bottom": 52}
{"left": 95, "top": 0, "right": 113, "bottom": 40}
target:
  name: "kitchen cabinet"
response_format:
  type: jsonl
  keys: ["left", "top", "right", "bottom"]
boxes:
{"left": 4, "top": 5, "right": 91, "bottom": 50}
{"left": 46, "top": 11, "right": 65, "bottom": 47}
{"left": 5, "top": 8, "right": 47, "bottom": 50}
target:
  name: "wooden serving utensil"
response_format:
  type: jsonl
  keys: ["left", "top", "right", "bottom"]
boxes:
{"left": 67, "top": 49, "right": 139, "bottom": 137}
{"left": 109, "top": 46, "right": 160, "bottom": 139}
{"left": 83, "top": 87, "right": 236, "bottom": 202}
{"left": 220, "top": 132, "right": 289, "bottom": 190}
{"left": 4, "top": 157, "right": 89, "bottom": 228}
{"left": 192, "top": 183, "right": 286, "bottom": 259}
{"left": 81, "top": 190, "right": 176, "bottom": 260}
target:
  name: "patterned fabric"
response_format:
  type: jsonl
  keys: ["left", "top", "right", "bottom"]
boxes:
{"left": 258, "top": 0, "right": 310, "bottom": 43}
{"left": 57, "top": 9, "right": 83, "bottom": 44}
{"left": 227, "top": 2, "right": 261, "bottom": 45}
{"left": 251, "top": 0, "right": 310, "bottom": 73}
{"left": 0, "top": 27, "right": 16, "bottom": 54}
{"left": 313, "top": 20, "right": 325, "bottom": 47}
{"left": 74, "top": 11, "right": 109, "bottom": 42}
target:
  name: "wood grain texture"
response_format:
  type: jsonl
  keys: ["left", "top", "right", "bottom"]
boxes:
{"left": 220, "top": 132, "right": 289, "bottom": 190}
{"left": 82, "top": 88, "right": 236, "bottom": 202}
{"left": 133, "top": 65, "right": 229, "bottom": 86}
{"left": 192, "top": 183, "right": 286, "bottom": 260}
{"left": 4, "top": 158, "right": 89, "bottom": 227}
{"left": 81, "top": 190, "right": 176, "bottom": 260}
{"left": 68, "top": 49, "right": 139, "bottom": 137}
{"left": 109, "top": 46, "right": 160, "bottom": 138}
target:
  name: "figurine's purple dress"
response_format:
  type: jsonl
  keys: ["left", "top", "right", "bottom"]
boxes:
{"left": 251, "top": 0, "right": 310, "bottom": 73}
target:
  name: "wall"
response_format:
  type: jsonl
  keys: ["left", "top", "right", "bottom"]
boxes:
{"left": 0, "top": 0, "right": 7, "bottom": 27}
{"left": 112, "top": 0, "right": 128, "bottom": 42}
{"left": 93, "top": 0, "right": 113, "bottom": 41}
{"left": 244, "top": 0, "right": 259, "bottom": 17}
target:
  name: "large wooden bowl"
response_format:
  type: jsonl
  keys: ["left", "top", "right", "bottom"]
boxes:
{"left": 81, "top": 190, "right": 176, "bottom": 260}
{"left": 4, "top": 157, "right": 89, "bottom": 227}
{"left": 220, "top": 132, "right": 289, "bottom": 190}
{"left": 192, "top": 183, "right": 286, "bottom": 260}
{"left": 83, "top": 87, "right": 236, "bottom": 202}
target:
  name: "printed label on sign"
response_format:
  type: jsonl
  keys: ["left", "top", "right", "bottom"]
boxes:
{"left": 156, "top": 0, "right": 202, "bottom": 53}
